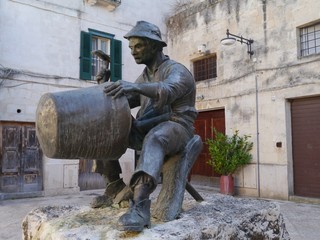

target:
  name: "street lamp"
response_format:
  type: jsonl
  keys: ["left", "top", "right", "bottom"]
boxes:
{"left": 221, "top": 29, "right": 254, "bottom": 58}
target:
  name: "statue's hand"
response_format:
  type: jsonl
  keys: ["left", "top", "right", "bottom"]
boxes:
{"left": 103, "top": 80, "right": 135, "bottom": 98}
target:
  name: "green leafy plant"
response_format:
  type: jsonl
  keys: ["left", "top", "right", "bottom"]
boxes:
{"left": 206, "top": 128, "right": 253, "bottom": 175}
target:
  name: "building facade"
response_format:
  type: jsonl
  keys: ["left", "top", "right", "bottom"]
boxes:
{"left": 0, "top": 0, "right": 176, "bottom": 198}
{"left": 167, "top": 0, "right": 320, "bottom": 200}
{"left": 1, "top": 0, "right": 319, "bottom": 202}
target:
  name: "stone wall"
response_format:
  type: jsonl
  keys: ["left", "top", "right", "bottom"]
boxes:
{"left": 166, "top": 0, "right": 320, "bottom": 200}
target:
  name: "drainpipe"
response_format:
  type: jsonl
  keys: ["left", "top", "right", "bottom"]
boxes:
{"left": 255, "top": 66, "right": 261, "bottom": 198}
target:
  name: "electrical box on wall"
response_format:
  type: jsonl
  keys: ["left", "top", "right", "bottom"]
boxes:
{"left": 63, "top": 164, "right": 79, "bottom": 188}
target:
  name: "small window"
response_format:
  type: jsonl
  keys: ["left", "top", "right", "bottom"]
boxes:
{"left": 300, "top": 22, "right": 320, "bottom": 57}
{"left": 80, "top": 29, "right": 122, "bottom": 81}
{"left": 193, "top": 55, "right": 217, "bottom": 82}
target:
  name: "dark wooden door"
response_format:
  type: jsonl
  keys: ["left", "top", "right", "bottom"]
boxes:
{"left": 1, "top": 123, "right": 42, "bottom": 193}
{"left": 191, "top": 109, "right": 225, "bottom": 177}
{"left": 291, "top": 97, "right": 320, "bottom": 198}
{"left": 21, "top": 126, "right": 43, "bottom": 192}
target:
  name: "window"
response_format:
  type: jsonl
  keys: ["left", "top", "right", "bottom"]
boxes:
{"left": 80, "top": 29, "right": 122, "bottom": 81}
{"left": 300, "top": 22, "right": 320, "bottom": 57}
{"left": 92, "top": 36, "right": 110, "bottom": 80}
{"left": 193, "top": 55, "right": 217, "bottom": 82}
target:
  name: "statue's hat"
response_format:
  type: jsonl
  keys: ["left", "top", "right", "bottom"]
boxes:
{"left": 124, "top": 21, "right": 167, "bottom": 47}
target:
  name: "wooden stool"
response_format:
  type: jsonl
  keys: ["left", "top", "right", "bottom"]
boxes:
{"left": 153, "top": 135, "right": 204, "bottom": 222}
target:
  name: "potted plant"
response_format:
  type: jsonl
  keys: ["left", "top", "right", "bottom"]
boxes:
{"left": 206, "top": 128, "right": 253, "bottom": 195}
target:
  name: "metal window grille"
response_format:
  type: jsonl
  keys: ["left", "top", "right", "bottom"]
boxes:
{"left": 193, "top": 55, "right": 217, "bottom": 82}
{"left": 300, "top": 22, "right": 320, "bottom": 57}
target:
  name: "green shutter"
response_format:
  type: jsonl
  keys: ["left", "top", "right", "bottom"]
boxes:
{"left": 80, "top": 31, "right": 92, "bottom": 80}
{"left": 111, "top": 39, "right": 122, "bottom": 82}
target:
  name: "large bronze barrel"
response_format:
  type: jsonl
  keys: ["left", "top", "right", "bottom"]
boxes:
{"left": 36, "top": 83, "right": 131, "bottom": 160}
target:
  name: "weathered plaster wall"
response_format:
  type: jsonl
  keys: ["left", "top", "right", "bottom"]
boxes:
{"left": 166, "top": 0, "right": 320, "bottom": 200}
{"left": 0, "top": 0, "right": 175, "bottom": 120}
{"left": 0, "top": 0, "right": 176, "bottom": 195}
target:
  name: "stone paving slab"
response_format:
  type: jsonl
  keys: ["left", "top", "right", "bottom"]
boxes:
{"left": 1, "top": 187, "right": 320, "bottom": 240}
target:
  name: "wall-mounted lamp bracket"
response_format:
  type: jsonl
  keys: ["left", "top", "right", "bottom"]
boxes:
{"left": 221, "top": 29, "right": 254, "bottom": 58}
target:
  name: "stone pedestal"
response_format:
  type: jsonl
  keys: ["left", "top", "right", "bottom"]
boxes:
{"left": 22, "top": 193, "right": 290, "bottom": 240}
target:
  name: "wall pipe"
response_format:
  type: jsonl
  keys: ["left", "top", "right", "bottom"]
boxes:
{"left": 254, "top": 64, "right": 261, "bottom": 198}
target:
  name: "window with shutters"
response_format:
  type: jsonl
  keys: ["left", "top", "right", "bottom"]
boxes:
{"left": 80, "top": 29, "right": 122, "bottom": 81}
{"left": 193, "top": 54, "right": 217, "bottom": 82}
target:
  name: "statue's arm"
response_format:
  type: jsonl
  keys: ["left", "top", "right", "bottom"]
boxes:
{"left": 104, "top": 80, "right": 159, "bottom": 99}
{"left": 103, "top": 63, "right": 193, "bottom": 108}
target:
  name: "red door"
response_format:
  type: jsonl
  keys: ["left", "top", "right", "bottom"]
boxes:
{"left": 191, "top": 109, "right": 225, "bottom": 177}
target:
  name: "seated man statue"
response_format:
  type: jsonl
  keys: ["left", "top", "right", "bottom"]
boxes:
{"left": 92, "top": 20, "right": 198, "bottom": 232}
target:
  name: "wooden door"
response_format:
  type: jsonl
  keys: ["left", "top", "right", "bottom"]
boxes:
{"left": 21, "top": 126, "right": 43, "bottom": 192}
{"left": 191, "top": 109, "right": 225, "bottom": 177}
{"left": 291, "top": 97, "right": 320, "bottom": 198}
{"left": 0, "top": 123, "right": 42, "bottom": 193}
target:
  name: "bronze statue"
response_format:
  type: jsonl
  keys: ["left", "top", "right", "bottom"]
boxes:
{"left": 92, "top": 21, "right": 198, "bottom": 232}
{"left": 36, "top": 20, "right": 200, "bottom": 233}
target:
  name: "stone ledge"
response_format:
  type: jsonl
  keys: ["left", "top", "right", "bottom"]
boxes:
{"left": 22, "top": 193, "right": 290, "bottom": 240}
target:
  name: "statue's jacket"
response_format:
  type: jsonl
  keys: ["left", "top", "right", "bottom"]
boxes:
{"left": 126, "top": 56, "right": 198, "bottom": 136}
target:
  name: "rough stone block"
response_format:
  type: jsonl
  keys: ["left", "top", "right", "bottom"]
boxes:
{"left": 22, "top": 192, "right": 290, "bottom": 240}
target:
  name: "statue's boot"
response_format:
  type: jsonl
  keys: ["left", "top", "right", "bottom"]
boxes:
{"left": 118, "top": 176, "right": 153, "bottom": 231}
{"left": 90, "top": 178, "right": 126, "bottom": 208}
{"left": 91, "top": 160, "right": 132, "bottom": 208}
{"left": 118, "top": 199, "right": 151, "bottom": 232}
{"left": 113, "top": 185, "right": 133, "bottom": 206}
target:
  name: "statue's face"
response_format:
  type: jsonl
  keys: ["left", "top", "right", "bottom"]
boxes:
{"left": 128, "top": 37, "right": 156, "bottom": 65}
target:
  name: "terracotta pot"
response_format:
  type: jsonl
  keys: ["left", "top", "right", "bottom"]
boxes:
{"left": 220, "top": 175, "right": 234, "bottom": 195}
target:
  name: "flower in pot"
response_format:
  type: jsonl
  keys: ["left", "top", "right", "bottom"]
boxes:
{"left": 206, "top": 128, "right": 253, "bottom": 195}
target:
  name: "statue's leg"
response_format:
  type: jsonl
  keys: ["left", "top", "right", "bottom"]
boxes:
{"left": 95, "top": 159, "right": 122, "bottom": 182}
{"left": 117, "top": 126, "right": 165, "bottom": 231}
{"left": 153, "top": 135, "right": 204, "bottom": 221}
{"left": 91, "top": 160, "right": 132, "bottom": 208}
{"left": 91, "top": 121, "right": 144, "bottom": 209}
{"left": 118, "top": 173, "right": 154, "bottom": 232}
{"left": 118, "top": 122, "right": 191, "bottom": 231}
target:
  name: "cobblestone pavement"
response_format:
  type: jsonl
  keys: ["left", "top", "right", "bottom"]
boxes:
{"left": 1, "top": 187, "right": 320, "bottom": 240}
